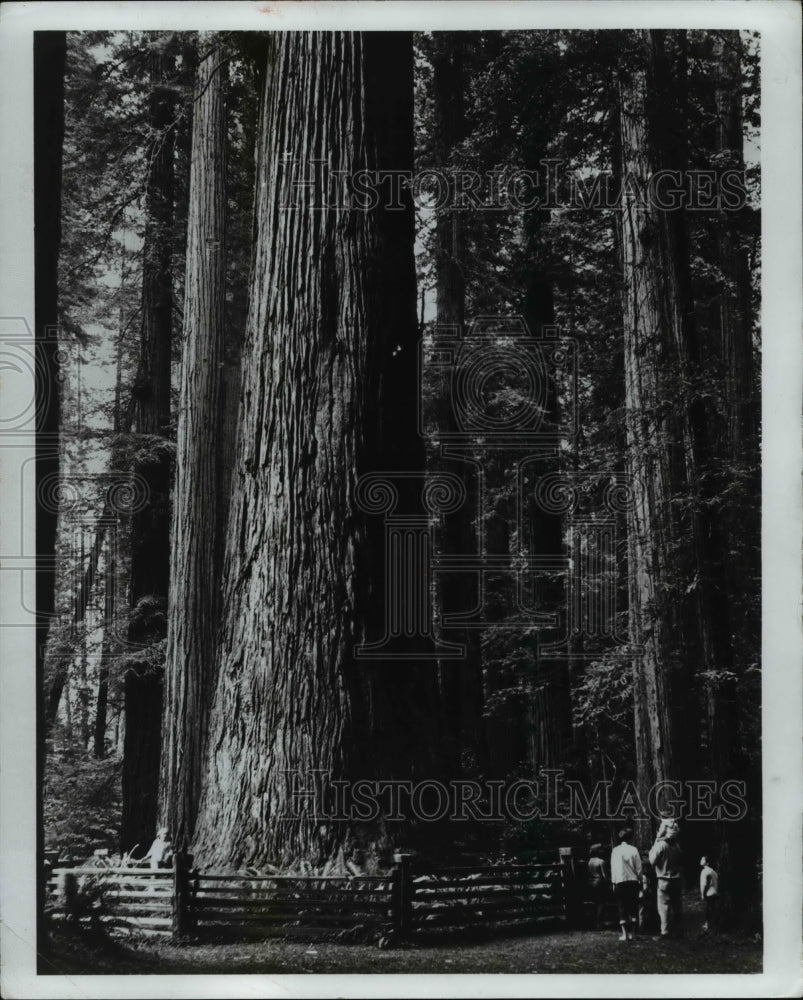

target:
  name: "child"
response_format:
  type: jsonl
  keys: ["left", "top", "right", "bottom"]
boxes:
{"left": 699, "top": 856, "right": 719, "bottom": 932}
{"left": 145, "top": 826, "right": 173, "bottom": 869}
{"left": 656, "top": 814, "right": 681, "bottom": 842}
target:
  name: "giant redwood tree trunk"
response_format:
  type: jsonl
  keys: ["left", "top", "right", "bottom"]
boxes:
{"left": 121, "top": 41, "right": 176, "bottom": 854}
{"left": 620, "top": 31, "right": 740, "bottom": 849}
{"left": 161, "top": 37, "right": 227, "bottom": 847}
{"left": 618, "top": 34, "right": 696, "bottom": 832}
{"left": 191, "top": 31, "right": 438, "bottom": 870}
{"left": 650, "top": 32, "right": 735, "bottom": 794}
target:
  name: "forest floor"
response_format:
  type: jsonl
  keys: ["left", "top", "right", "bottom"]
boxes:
{"left": 41, "top": 892, "right": 761, "bottom": 976}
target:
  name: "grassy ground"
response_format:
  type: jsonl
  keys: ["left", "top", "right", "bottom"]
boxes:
{"left": 41, "top": 892, "right": 761, "bottom": 976}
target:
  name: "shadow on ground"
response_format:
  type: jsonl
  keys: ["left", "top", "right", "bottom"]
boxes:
{"left": 41, "top": 921, "right": 761, "bottom": 976}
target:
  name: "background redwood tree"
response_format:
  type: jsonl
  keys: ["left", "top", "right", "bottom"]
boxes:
{"left": 120, "top": 37, "right": 179, "bottom": 854}
{"left": 161, "top": 36, "right": 228, "bottom": 848}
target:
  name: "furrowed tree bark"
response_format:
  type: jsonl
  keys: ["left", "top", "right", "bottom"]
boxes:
{"left": 121, "top": 40, "right": 176, "bottom": 855}
{"left": 620, "top": 31, "right": 739, "bottom": 848}
{"left": 162, "top": 37, "right": 227, "bottom": 848}
{"left": 618, "top": 34, "right": 695, "bottom": 841}
{"left": 650, "top": 34, "right": 738, "bottom": 863}
{"left": 192, "top": 31, "right": 437, "bottom": 870}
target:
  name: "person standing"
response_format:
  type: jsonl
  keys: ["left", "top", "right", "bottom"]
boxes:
{"left": 587, "top": 844, "right": 609, "bottom": 930}
{"left": 610, "top": 828, "right": 642, "bottom": 941}
{"left": 699, "top": 856, "right": 719, "bottom": 932}
{"left": 649, "top": 823, "right": 683, "bottom": 937}
{"left": 638, "top": 858, "right": 658, "bottom": 933}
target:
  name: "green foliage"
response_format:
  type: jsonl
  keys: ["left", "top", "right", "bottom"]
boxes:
{"left": 572, "top": 654, "right": 634, "bottom": 755}
{"left": 43, "top": 753, "right": 123, "bottom": 859}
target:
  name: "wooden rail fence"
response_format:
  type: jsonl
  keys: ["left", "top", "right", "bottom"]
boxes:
{"left": 44, "top": 848, "right": 580, "bottom": 943}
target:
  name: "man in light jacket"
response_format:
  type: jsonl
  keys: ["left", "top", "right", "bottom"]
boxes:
{"left": 649, "top": 823, "right": 683, "bottom": 937}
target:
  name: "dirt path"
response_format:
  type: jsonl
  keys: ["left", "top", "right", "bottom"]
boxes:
{"left": 43, "top": 925, "right": 761, "bottom": 976}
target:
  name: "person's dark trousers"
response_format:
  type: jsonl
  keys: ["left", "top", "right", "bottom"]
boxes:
{"left": 657, "top": 877, "right": 683, "bottom": 936}
{"left": 615, "top": 882, "right": 639, "bottom": 927}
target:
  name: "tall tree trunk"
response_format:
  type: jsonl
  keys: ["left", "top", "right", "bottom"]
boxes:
{"left": 77, "top": 538, "right": 90, "bottom": 750}
{"left": 618, "top": 33, "right": 695, "bottom": 839}
{"left": 35, "top": 29, "right": 66, "bottom": 751}
{"left": 429, "top": 34, "right": 485, "bottom": 774}
{"left": 712, "top": 33, "right": 757, "bottom": 465}
{"left": 704, "top": 29, "right": 761, "bottom": 926}
{"left": 94, "top": 243, "right": 132, "bottom": 759}
{"left": 521, "top": 270, "right": 571, "bottom": 777}
{"left": 650, "top": 32, "right": 738, "bottom": 851}
{"left": 191, "top": 31, "right": 436, "bottom": 870}
{"left": 44, "top": 482, "right": 113, "bottom": 738}
{"left": 121, "top": 40, "right": 176, "bottom": 855}
{"left": 517, "top": 34, "right": 572, "bottom": 778}
{"left": 161, "top": 37, "right": 227, "bottom": 848}
{"left": 620, "top": 31, "right": 740, "bottom": 847}
{"left": 709, "top": 25, "right": 759, "bottom": 696}
{"left": 45, "top": 656, "right": 70, "bottom": 739}
{"left": 432, "top": 35, "right": 467, "bottom": 334}
{"left": 93, "top": 548, "right": 114, "bottom": 758}
{"left": 63, "top": 676, "right": 73, "bottom": 747}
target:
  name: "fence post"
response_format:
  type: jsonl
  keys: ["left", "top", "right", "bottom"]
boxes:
{"left": 188, "top": 862, "right": 199, "bottom": 932}
{"left": 43, "top": 849, "right": 59, "bottom": 878}
{"left": 559, "top": 846, "right": 581, "bottom": 928}
{"left": 392, "top": 852, "right": 412, "bottom": 938}
{"left": 172, "top": 851, "right": 190, "bottom": 941}
{"left": 43, "top": 850, "right": 59, "bottom": 905}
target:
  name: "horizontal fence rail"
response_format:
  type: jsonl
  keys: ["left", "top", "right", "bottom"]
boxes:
{"left": 45, "top": 865, "right": 175, "bottom": 936}
{"left": 43, "top": 848, "right": 580, "bottom": 943}
{"left": 189, "top": 872, "right": 396, "bottom": 938}
{"left": 408, "top": 860, "right": 569, "bottom": 938}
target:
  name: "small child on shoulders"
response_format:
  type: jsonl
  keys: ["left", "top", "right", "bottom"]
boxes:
{"left": 656, "top": 814, "right": 680, "bottom": 841}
